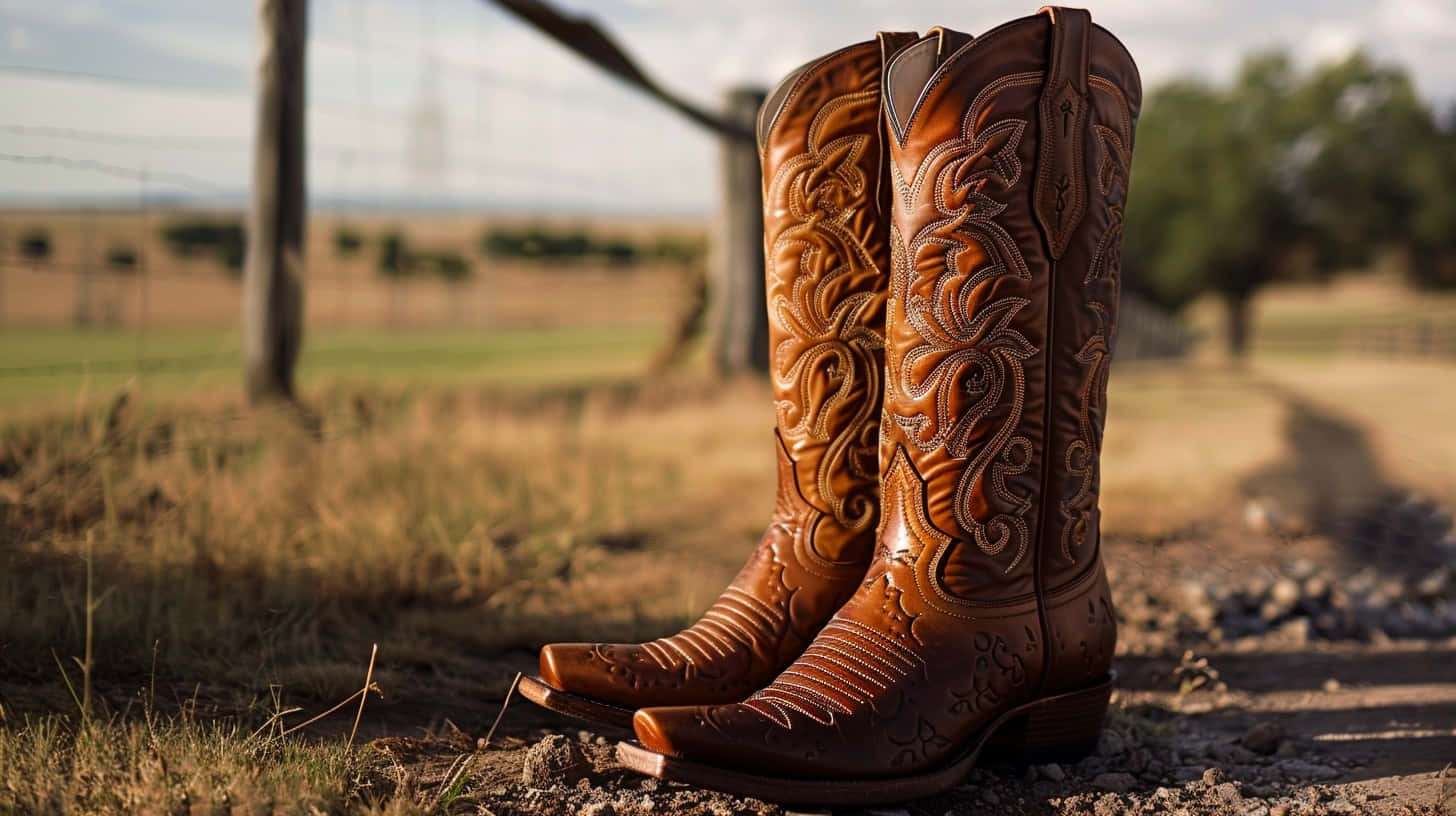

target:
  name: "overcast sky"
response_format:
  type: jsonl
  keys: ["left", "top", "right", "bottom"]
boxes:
{"left": 1, "top": 0, "right": 1453, "bottom": 214}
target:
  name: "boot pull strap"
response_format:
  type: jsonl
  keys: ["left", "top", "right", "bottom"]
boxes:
{"left": 1033, "top": 6, "right": 1091, "bottom": 259}
{"left": 875, "top": 31, "right": 922, "bottom": 214}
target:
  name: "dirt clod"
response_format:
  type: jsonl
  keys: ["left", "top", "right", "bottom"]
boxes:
{"left": 521, "top": 734, "right": 591, "bottom": 787}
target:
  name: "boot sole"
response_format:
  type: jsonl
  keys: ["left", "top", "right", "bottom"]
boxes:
{"left": 615, "top": 672, "right": 1113, "bottom": 805}
{"left": 518, "top": 674, "right": 638, "bottom": 729}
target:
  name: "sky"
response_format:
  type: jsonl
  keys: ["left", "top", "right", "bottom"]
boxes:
{"left": 1, "top": 0, "right": 1453, "bottom": 215}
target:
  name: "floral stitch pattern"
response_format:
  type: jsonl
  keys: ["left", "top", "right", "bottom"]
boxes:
{"left": 766, "top": 86, "right": 887, "bottom": 539}
{"left": 1060, "top": 302, "right": 1111, "bottom": 563}
{"left": 887, "top": 76, "right": 1041, "bottom": 573}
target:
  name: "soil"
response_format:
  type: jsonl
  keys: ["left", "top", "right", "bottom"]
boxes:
{"left": 354, "top": 516, "right": 1456, "bottom": 816}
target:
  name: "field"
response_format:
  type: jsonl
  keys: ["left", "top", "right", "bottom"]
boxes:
{"left": 2, "top": 213, "right": 1455, "bottom": 815}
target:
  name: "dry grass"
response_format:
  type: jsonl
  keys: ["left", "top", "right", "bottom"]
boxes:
{"left": 0, "top": 715, "right": 409, "bottom": 815}
{"left": 2, "top": 349, "right": 1454, "bottom": 812}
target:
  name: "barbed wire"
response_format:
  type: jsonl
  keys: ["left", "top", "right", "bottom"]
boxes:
{"left": 0, "top": 152, "right": 231, "bottom": 195}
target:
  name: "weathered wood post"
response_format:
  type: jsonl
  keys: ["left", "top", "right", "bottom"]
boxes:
{"left": 711, "top": 86, "right": 769, "bottom": 376}
{"left": 243, "top": 0, "right": 307, "bottom": 403}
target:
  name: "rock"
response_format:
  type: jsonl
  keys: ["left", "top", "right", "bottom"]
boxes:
{"left": 1325, "top": 799, "right": 1358, "bottom": 814}
{"left": 1418, "top": 566, "right": 1451, "bottom": 597}
{"left": 1276, "top": 617, "right": 1310, "bottom": 645}
{"left": 1040, "top": 762, "right": 1067, "bottom": 782}
{"left": 1270, "top": 803, "right": 1292, "bottom": 816}
{"left": 579, "top": 804, "right": 616, "bottom": 816}
{"left": 1201, "top": 766, "right": 1227, "bottom": 786}
{"left": 1278, "top": 759, "right": 1339, "bottom": 781}
{"left": 1031, "top": 781, "right": 1061, "bottom": 798}
{"left": 520, "top": 734, "right": 591, "bottom": 787}
{"left": 1323, "top": 677, "right": 1342, "bottom": 693}
{"left": 1245, "top": 500, "right": 1282, "bottom": 535}
{"left": 1288, "top": 558, "right": 1316, "bottom": 580}
{"left": 1270, "top": 578, "right": 1300, "bottom": 608}
{"left": 1097, "top": 729, "right": 1127, "bottom": 757}
{"left": 1127, "top": 748, "right": 1153, "bottom": 775}
{"left": 1210, "top": 741, "right": 1257, "bottom": 763}
{"left": 1303, "top": 576, "right": 1329, "bottom": 601}
{"left": 1212, "top": 782, "right": 1243, "bottom": 803}
{"left": 1241, "top": 720, "right": 1284, "bottom": 755}
{"left": 1092, "top": 772, "right": 1136, "bottom": 793}
{"left": 1173, "top": 766, "right": 1206, "bottom": 783}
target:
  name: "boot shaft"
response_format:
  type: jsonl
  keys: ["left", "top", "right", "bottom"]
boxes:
{"left": 756, "top": 34, "right": 917, "bottom": 565}
{"left": 879, "top": 8, "right": 1140, "bottom": 604}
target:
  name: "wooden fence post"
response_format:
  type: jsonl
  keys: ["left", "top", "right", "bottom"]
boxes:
{"left": 711, "top": 86, "right": 768, "bottom": 376}
{"left": 243, "top": 0, "right": 307, "bottom": 403}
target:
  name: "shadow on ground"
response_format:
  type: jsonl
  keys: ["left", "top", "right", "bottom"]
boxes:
{"left": 1243, "top": 383, "right": 1454, "bottom": 576}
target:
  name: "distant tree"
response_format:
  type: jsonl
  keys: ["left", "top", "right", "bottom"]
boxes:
{"left": 421, "top": 250, "right": 474, "bottom": 323}
{"left": 1124, "top": 50, "right": 1456, "bottom": 356}
{"left": 378, "top": 230, "right": 413, "bottom": 325}
{"left": 429, "top": 251, "right": 472, "bottom": 284}
{"left": 598, "top": 237, "right": 638, "bottom": 267}
{"left": 106, "top": 246, "right": 140, "bottom": 275}
{"left": 160, "top": 219, "right": 245, "bottom": 277}
{"left": 334, "top": 225, "right": 364, "bottom": 257}
{"left": 19, "top": 228, "right": 51, "bottom": 264}
{"left": 378, "top": 231, "right": 412, "bottom": 280}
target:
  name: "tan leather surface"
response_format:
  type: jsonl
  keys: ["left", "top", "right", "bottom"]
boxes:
{"left": 634, "top": 7, "right": 1139, "bottom": 777}
{"left": 538, "top": 36, "right": 911, "bottom": 711}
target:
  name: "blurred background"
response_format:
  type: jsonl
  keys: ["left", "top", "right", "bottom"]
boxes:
{"left": 1, "top": 1, "right": 1455, "bottom": 812}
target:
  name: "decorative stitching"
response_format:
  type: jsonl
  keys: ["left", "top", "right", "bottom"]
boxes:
{"left": 1060, "top": 302, "right": 1111, "bottom": 563}
{"left": 886, "top": 76, "right": 1040, "bottom": 575}
{"left": 766, "top": 82, "right": 887, "bottom": 556}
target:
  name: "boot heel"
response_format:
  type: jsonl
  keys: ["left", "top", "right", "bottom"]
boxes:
{"left": 983, "top": 674, "right": 1113, "bottom": 765}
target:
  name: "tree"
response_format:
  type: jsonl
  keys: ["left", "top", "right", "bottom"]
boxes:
{"left": 1123, "top": 50, "right": 1456, "bottom": 356}
{"left": 160, "top": 219, "right": 246, "bottom": 277}
{"left": 19, "top": 228, "right": 51, "bottom": 265}
{"left": 378, "top": 230, "right": 413, "bottom": 325}
{"left": 424, "top": 250, "right": 473, "bottom": 324}
{"left": 106, "top": 246, "right": 140, "bottom": 275}
{"left": 333, "top": 225, "right": 364, "bottom": 257}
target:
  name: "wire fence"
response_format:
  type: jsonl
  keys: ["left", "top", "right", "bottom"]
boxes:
{"left": 0, "top": 0, "right": 717, "bottom": 398}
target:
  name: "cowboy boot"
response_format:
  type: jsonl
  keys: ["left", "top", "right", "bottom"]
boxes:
{"left": 618, "top": 7, "right": 1139, "bottom": 801}
{"left": 519, "top": 32, "right": 921, "bottom": 728}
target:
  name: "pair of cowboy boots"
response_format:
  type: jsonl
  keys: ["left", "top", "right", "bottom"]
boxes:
{"left": 519, "top": 6, "right": 1140, "bottom": 803}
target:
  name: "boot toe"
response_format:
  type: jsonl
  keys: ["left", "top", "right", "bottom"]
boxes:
{"left": 538, "top": 642, "right": 691, "bottom": 709}
{"left": 537, "top": 642, "right": 622, "bottom": 700}
{"left": 633, "top": 705, "right": 728, "bottom": 761}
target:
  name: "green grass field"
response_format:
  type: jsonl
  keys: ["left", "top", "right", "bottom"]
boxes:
{"left": 0, "top": 324, "right": 665, "bottom": 412}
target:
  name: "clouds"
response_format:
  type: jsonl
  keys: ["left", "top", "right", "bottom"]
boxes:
{"left": 0, "top": 0, "right": 1452, "bottom": 212}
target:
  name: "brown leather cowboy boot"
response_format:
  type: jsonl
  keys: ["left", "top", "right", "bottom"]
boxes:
{"left": 519, "top": 32, "right": 920, "bottom": 728}
{"left": 617, "top": 8, "right": 1140, "bottom": 801}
